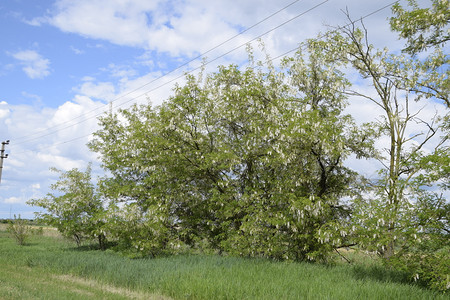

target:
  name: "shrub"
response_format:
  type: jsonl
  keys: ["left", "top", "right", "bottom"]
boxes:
{"left": 7, "top": 215, "right": 31, "bottom": 245}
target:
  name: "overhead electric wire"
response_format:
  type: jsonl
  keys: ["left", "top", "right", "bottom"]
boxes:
{"left": 270, "top": 0, "right": 401, "bottom": 62}
{"left": 12, "top": 0, "right": 328, "bottom": 148}
{"left": 11, "top": 0, "right": 305, "bottom": 145}
{"left": 10, "top": 0, "right": 399, "bottom": 153}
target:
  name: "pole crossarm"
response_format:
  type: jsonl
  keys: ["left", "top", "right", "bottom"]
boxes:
{"left": 0, "top": 140, "right": 10, "bottom": 184}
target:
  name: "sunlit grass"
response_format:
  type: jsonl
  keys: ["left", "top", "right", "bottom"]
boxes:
{"left": 0, "top": 229, "right": 447, "bottom": 300}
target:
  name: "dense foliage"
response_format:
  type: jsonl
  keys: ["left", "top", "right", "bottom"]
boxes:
{"left": 390, "top": 0, "right": 449, "bottom": 56}
{"left": 88, "top": 42, "right": 371, "bottom": 260}
{"left": 29, "top": 0, "right": 449, "bottom": 292}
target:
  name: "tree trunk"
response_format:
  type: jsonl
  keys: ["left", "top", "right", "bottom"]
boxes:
{"left": 98, "top": 233, "right": 106, "bottom": 251}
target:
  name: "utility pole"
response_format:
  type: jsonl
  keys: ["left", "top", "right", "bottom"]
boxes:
{"left": 0, "top": 140, "right": 9, "bottom": 184}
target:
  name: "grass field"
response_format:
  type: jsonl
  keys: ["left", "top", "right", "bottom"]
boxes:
{"left": 0, "top": 226, "right": 447, "bottom": 300}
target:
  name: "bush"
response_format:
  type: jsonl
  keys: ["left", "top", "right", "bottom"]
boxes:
{"left": 7, "top": 215, "right": 31, "bottom": 245}
{"left": 388, "top": 236, "right": 450, "bottom": 293}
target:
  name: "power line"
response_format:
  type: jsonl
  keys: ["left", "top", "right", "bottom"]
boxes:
{"left": 73, "top": 0, "right": 331, "bottom": 124}
{"left": 11, "top": 0, "right": 305, "bottom": 145}
{"left": 270, "top": 0, "right": 401, "bottom": 62}
{"left": 13, "top": 0, "right": 328, "bottom": 148}
{"left": 10, "top": 0, "right": 399, "bottom": 154}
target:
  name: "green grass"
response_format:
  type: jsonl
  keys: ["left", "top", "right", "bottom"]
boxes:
{"left": 0, "top": 228, "right": 448, "bottom": 300}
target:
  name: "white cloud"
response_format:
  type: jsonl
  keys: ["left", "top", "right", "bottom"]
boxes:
{"left": 38, "top": 0, "right": 409, "bottom": 60}
{"left": 21, "top": 92, "right": 42, "bottom": 104}
{"left": 31, "top": 183, "right": 41, "bottom": 190}
{"left": 23, "top": 16, "right": 47, "bottom": 27}
{"left": 0, "top": 109, "right": 9, "bottom": 119}
{"left": 36, "top": 152, "right": 84, "bottom": 171}
{"left": 38, "top": 0, "right": 269, "bottom": 57}
{"left": 0, "top": 101, "right": 10, "bottom": 119}
{"left": 12, "top": 50, "right": 51, "bottom": 79}
{"left": 70, "top": 45, "right": 85, "bottom": 55}
{"left": 1, "top": 95, "right": 103, "bottom": 176}
{"left": 0, "top": 95, "right": 105, "bottom": 218}
{"left": 77, "top": 81, "right": 116, "bottom": 101}
{"left": 4, "top": 196, "right": 23, "bottom": 204}
{"left": 48, "top": 0, "right": 159, "bottom": 48}
{"left": 1, "top": 184, "right": 43, "bottom": 207}
{"left": 105, "top": 63, "right": 138, "bottom": 79}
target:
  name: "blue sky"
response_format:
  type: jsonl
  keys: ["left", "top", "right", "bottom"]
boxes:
{"left": 0, "top": 0, "right": 445, "bottom": 218}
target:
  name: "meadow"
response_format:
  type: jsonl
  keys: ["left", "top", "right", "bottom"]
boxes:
{"left": 0, "top": 225, "right": 447, "bottom": 300}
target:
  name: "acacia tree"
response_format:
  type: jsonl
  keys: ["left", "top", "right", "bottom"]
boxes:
{"left": 89, "top": 44, "right": 371, "bottom": 260}
{"left": 389, "top": 0, "right": 449, "bottom": 290}
{"left": 89, "top": 103, "right": 177, "bottom": 256}
{"left": 390, "top": 0, "right": 449, "bottom": 56}
{"left": 322, "top": 11, "right": 449, "bottom": 289}
{"left": 390, "top": 0, "right": 449, "bottom": 108}
{"left": 28, "top": 164, "right": 107, "bottom": 249}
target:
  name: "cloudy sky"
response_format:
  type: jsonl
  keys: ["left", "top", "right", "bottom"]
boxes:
{"left": 0, "top": 0, "right": 445, "bottom": 219}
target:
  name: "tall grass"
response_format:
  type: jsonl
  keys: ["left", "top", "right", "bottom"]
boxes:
{"left": 0, "top": 228, "right": 447, "bottom": 300}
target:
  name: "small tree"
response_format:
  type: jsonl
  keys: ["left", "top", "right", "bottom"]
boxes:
{"left": 389, "top": 2, "right": 449, "bottom": 290}
{"left": 28, "top": 164, "right": 107, "bottom": 249}
{"left": 7, "top": 214, "right": 30, "bottom": 246}
{"left": 323, "top": 9, "right": 449, "bottom": 290}
{"left": 323, "top": 13, "right": 447, "bottom": 256}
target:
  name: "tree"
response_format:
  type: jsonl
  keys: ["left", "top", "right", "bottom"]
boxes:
{"left": 323, "top": 13, "right": 447, "bottom": 254}
{"left": 389, "top": 1, "right": 449, "bottom": 290}
{"left": 390, "top": 0, "right": 449, "bottom": 55}
{"left": 89, "top": 44, "right": 371, "bottom": 261}
{"left": 390, "top": 0, "right": 449, "bottom": 109}
{"left": 28, "top": 164, "right": 107, "bottom": 249}
{"left": 322, "top": 12, "right": 449, "bottom": 290}
{"left": 89, "top": 104, "right": 174, "bottom": 256}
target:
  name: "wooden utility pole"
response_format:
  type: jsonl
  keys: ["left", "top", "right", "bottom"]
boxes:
{"left": 0, "top": 140, "right": 9, "bottom": 184}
